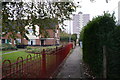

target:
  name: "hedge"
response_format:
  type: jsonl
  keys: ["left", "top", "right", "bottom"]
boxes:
{"left": 82, "top": 13, "right": 116, "bottom": 77}
{"left": 107, "top": 26, "right": 120, "bottom": 78}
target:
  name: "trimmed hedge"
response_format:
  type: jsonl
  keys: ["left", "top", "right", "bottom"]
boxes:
{"left": 83, "top": 13, "right": 116, "bottom": 77}
{"left": 107, "top": 26, "right": 120, "bottom": 78}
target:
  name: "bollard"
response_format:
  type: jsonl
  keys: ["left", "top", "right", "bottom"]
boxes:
{"left": 41, "top": 49, "right": 46, "bottom": 78}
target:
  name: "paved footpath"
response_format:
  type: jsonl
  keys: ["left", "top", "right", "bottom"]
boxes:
{"left": 2, "top": 49, "right": 25, "bottom": 55}
{"left": 56, "top": 45, "right": 85, "bottom": 78}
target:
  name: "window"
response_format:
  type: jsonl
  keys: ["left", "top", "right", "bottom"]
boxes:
{"left": 16, "top": 39, "right": 21, "bottom": 43}
{"left": 14, "top": 39, "right": 21, "bottom": 44}
{"left": 2, "top": 39, "right": 5, "bottom": 43}
{"left": 6, "top": 39, "right": 11, "bottom": 44}
{"left": 2, "top": 39, "right": 11, "bottom": 44}
{"left": 17, "top": 32, "right": 20, "bottom": 34}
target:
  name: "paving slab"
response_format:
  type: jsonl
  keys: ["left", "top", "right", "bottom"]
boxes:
{"left": 56, "top": 45, "right": 85, "bottom": 78}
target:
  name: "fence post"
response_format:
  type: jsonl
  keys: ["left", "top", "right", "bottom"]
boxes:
{"left": 41, "top": 49, "right": 46, "bottom": 78}
{"left": 56, "top": 46, "right": 58, "bottom": 67}
{"left": 103, "top": 45, "right": 107, "bottom": 79}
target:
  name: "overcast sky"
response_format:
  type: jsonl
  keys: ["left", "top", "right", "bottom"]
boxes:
{"left": 64, "top": 0, "right": 120, "bottom": 33}
{"left": 16, "top": 0, "right": 120, "bottom": 20}
{"left": 74, "top": 0, "right": 120, "bottom": 20}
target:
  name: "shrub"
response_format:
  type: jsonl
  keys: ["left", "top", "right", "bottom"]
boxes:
{"left": 107, "top": 26, "right": 120, "bottom": 78}
{"left": 79, "top": 26, "right": 86, "bottom": 41}
{"left": 60, "top": 31, "right": 70, "bottom": 43}
{"left": 25, "top": 46, "right": 43, "bottom": 53}
{"left": 60, "top": 36, "right": 69, "bottom": 42}
{"left": 26, "top": 46, "right": 33, "bottom": 50}
{"left": 83, "top": 12, "right": 116, "bottom": 77}
{"left": 2, "top": 43, "right": 17, "bottom": 50}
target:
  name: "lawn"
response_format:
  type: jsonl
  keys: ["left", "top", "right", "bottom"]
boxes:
{"left": 2, "top": 51, "right": 35, "bottom": 63}
{"left": 2, "top": 45, "right": 61, "bottom": 63}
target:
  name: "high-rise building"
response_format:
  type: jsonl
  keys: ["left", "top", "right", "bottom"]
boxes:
{"left": 83, "top": 14, "right": 90, "bottom": 26}
{"left": 72, "top": 14, "right": 81, "bottom": 34}
{"left": 72, "top": 12, "right": 90, "bottom": 35}
{"left": 118, "top": 1, "right": 120, "bottom": 25}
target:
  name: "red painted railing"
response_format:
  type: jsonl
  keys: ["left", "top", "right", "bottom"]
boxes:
{"left": 2, "top": 43, "right": 73, "bottom": 79}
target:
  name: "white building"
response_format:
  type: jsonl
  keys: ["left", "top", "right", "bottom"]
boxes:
{"left": 72, "top": 12, "right": 90, "bottom": 35}
{"left": 83, "top": 14, "right": 90, "bottom": 26}
{"left": 72, "top": 14, "right": 81, "bottom": 34}
{"left": 118, "top": 1, "right": 120, "bottom": 25}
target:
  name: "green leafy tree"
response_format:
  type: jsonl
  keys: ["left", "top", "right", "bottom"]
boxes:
{"left": 1, "top": 0, "right": 109, "bottom": 40}
{"left": 71, "top": 33, "right": 77, "bottom": 45}
{"left": 2, "top": 2, "right": 77, "bottom": 41}
{"left": 60, "top": 31, "right": 70, "bottom": 42}
{"left": 71, "top": 34, "right": 77, "bottom": 41}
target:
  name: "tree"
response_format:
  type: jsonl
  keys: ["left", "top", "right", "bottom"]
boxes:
{"left": 60, "top": 31, "right": 70, "bottom": 43}
{"left": 2, "top": 1, "right": 77, "bottom": 40}
{"left": 1, "top": 0, "right": 109, "bottom": 40}
{"left": 71, "top": 33, "right": 77, "bottom": 42}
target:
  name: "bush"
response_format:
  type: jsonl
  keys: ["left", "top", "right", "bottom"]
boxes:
{"left": 60, "top": 36, "right": 69, "bottom": 42}
{"left": 25, "top": 46, "right": 43, "bottom": 53}
{"left": 60, "top": 31, "right": 70, "bottom": 43}
{"left": 25, "top": 46, "right": 56, "bottom": 54}
{"left": 2, "top": 43, "right": 17, "bottom": 50}
{"left": 107, "top": 26, "right": 120, "bottom": 78}
{"left": 79, "top": 26, "right": 85, "bottom": 41}
{"left": 26, "top": 49, "right": 42, "bottom": 53}
{"left": 26, "top": 46, "right": 33, "bottom": 50}
{"left": 83, "top": 13, "right": 116, "bottom": 77}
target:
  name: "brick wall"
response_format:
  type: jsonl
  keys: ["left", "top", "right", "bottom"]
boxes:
{"left": 36, "top": 39, "right": 40, "bottom": 45}
{"left": 2, "top": 25, "right": 60, "bottom": 46}
{"left": 45, "top": 39, "right": 55, "bottom": 45}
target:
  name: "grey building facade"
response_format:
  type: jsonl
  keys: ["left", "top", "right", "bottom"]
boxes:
{"left": 72, "top": 12, "right": 90, "bottom": 34}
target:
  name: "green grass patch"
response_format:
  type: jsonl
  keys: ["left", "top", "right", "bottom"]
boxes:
{"left": 2, "top": 45, "right": 62, "bottom": 63}
{"left": 2, "top": 51, "right": 35, "bottom": 63}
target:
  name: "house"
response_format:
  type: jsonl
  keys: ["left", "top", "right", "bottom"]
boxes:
{"left": 2, "top": 24, "right": 60, "bottom": 46}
